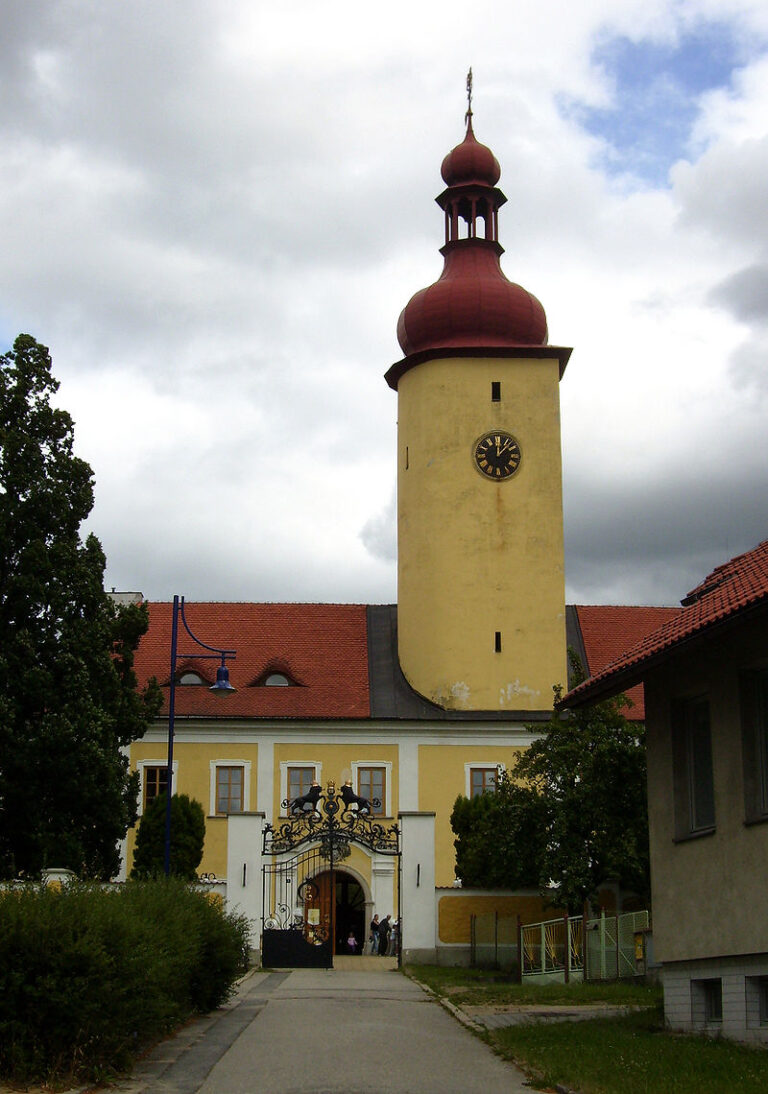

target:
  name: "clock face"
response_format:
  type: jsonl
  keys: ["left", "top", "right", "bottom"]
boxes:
{"left": 473, "top": 431, "right": 522, "bottom": 480}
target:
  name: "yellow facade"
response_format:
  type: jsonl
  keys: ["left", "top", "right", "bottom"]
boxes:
{"left": 437, "top": 893, "right": 555, "bottom": 944}
{"left": 396, "top": 354, "right": 567, "bottom": 711}
{"left": 271, "top": 743, "right": 400, "bottom": 818}
{"left": 419, "top": 743, "right": 529, "bottom": 882}
{"left": 128, "top": 738, "right": 261, "bottom": 879}
{"left": 125, "top": 729, "right": 538, "bottom": 888}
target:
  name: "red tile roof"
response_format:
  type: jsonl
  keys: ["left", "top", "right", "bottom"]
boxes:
{"left": 566, "top": 539, "right": 768, "bottom": 708}
{"left": 574, "top": 605, "right": 681, "bottom": 719}
{"left": 134, "top": 602, "right": 371, "bottom": 719}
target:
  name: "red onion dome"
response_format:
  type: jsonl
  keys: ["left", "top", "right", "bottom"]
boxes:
{"left": 397, "top": 243, "right": 548, "bottom": 356}
{"left": 440, "top": 118, "right": 501, "bottom": 187}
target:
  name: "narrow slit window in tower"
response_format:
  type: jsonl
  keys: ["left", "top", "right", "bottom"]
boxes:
{"left": 491, "top": 381, "right": 501, "bottom": 402}
{"left": 495, "top": 631, "right": 502, "bottom": 653}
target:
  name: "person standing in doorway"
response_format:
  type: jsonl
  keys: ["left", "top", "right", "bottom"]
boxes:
{"left": 368, "top": 914, "right": 380, "bottom": 955}
{"left": 378, "top": 915, "right": 391, "bottom": 955}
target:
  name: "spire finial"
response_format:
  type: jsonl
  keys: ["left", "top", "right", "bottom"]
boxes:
{"left": 465, "top": 67, "right": 473, "bottom": 126}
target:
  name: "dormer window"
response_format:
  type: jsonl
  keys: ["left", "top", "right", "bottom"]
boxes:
{"left": 264, "top": 672, "right": 291, "bottom": 687}
{"left": 178, "top": 671, "right": 204, "bottom": 685}
{"left": 253, "top": 667, "right": 299, "bottom": 687}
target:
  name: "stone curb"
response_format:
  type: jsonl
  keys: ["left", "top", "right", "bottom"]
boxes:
{"left": 402, "top": 973, "right": 599, "bottom": 1093}
{"left": 402, "top": 973, "right": 545, "bottom": 1090}
{"left": 404, "top": 972, "right": 486, "bottom": 1033}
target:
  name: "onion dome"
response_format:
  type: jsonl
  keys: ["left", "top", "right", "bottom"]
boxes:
{"left": 397, "top": 246, "right": 547, "bottom": 355}
{"left": 440, "top": 117, "right": 501, "bottom": 187}
{"left": 392, "top": 116, "right": 549, "bottom": 366}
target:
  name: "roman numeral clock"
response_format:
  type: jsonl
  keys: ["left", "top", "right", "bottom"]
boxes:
{"left": 473, "top": 431, "right": 522, "bottom": 480}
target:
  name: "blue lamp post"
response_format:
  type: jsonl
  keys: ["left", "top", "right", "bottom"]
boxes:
{"left": 164, "top": 595, "right": 236, "bottom": 877}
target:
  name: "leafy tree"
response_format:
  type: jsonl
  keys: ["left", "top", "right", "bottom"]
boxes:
{"left": 0, "top": 334, "right": 161, "bottom": 880}
{"left": 451, "top": 783, "right": 547, "bottom": 889}
{"left": 131, "top": 794, "right": 206, "bottom": 880}
{"left": 451, "top": 653, "right": 650, "bottom": 912}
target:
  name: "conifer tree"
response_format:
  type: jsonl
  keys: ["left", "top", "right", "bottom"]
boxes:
{"left": 131, "top": 794, "right": 206, "bottom": 880}
{"left": 0, "top": 334, "right": 160, "bottom": 879}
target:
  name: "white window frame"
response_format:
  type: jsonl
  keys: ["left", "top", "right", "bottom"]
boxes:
{"left": 209, "top": 760, "right": 252, "bottom": 816}
{"left": 464, "top": 763, "right": 505, "bottom": 799}
{"left": 136, "top": 759, "right": 178, "bottom": 816}
{"left": 279, "top": 761, "right": 322, "bottom": 815}
{"left": 351, "top": 761, "right": 393, "bottom": 816}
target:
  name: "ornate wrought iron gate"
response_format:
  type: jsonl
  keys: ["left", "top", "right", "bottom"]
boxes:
{"left": 261, "top": 779, "right": 400, "bottom": 969}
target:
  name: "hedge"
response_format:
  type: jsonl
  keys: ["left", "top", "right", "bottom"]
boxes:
{"left": 0, "top": 879, "right": 251, "bottom": 1086}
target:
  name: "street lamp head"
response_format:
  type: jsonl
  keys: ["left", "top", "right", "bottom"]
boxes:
{"left": 210, "top": 662, "right": 236, "bottom": 694}
{"left": 165, "top": 597, "right": 237, "bottom": 876}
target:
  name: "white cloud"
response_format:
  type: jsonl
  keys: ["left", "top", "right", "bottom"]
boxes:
{"left": 2, "top": 0, "right": 768, "bottom": 608}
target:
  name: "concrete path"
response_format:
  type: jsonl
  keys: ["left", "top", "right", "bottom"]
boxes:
{"left": 115, "top": 967, "right": 534, "bottom": 1094}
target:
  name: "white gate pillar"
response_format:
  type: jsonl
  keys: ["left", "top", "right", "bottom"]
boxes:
{"left": 398, "top": 811, "right": 436, "bottom": 964}
{"left": 226, "top": 812, "right": 265, "bottom": 964}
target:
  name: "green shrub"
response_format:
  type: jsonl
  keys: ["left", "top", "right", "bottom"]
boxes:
{"left": 187, "top": 893, "right": 251, "bottom": 1011}
{"left": 131, "top": 793, "right": 206, "bottom": 880}
{"left": 0, "top": 879, "right": 251, "bottom": 1087}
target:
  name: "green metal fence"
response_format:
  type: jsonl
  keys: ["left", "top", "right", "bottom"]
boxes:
{"left": 470, "top": 909, "right": 650, "bottom": 982}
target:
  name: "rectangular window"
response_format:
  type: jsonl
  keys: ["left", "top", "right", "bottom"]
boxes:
{"left": 144, "top": 766, "right": 168, "bottom": 810}
{"left": 216, "top": 766, "right": 244, "bottom": 814}
{"left": 740, "top": 667, "right": 768, "bottom": 822}
{"left": 288, "top": 766, "right": 316, "bottom": 802}
{"left": 704, "top": 979, "right": 723, "bottom": 1023}
{"left": 491, "top": 381, "right": 501, "bottom": 402}
{"left": 746, "top": 976, "right": 768, "bottom": 1027}
{"left": 691, "top": 978, "right": 722, "bottom": 1026}
{"left": 357, "top": 766, "right": 386, "bottom": 816}
{"left": 672, "top": 696, "right": 715, "bottom": 837}
{"left": 470, "top": 767, "right": 498, "bottom": 798}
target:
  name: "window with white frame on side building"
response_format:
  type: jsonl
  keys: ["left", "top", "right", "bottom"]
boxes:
{"left": 469, "top": 766, "right": 498, "bottom": 797}
{"left": 278, "top": 762, "right": 321, "bottom": 814}
{"left": 356, "top": 765, "right": 386, "bottom": 815}
{"left": 215, "top": 765, "right": 244, "bottom": 814}
{"left": 287, "top": 765, "right": 316, "bottom": 801}
{"left": 143, "top": 765, "right": 168, "bottom": 811}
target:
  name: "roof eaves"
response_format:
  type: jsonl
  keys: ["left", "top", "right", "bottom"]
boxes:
{"left": 562, "top": 597, "right": 768, "bottom": 710}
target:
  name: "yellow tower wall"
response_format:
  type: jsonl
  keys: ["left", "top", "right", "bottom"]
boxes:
{"left": 397, "top": 354, "right": 566, "bottom": 711}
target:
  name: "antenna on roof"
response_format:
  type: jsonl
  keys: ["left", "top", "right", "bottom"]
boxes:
{"left": 465, "top": 67, "right": 473, "bottom": 125}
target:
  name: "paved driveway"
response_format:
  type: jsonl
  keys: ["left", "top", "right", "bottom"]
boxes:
{"left": 116, "top": 968, "right": 533, "bottom": 1094}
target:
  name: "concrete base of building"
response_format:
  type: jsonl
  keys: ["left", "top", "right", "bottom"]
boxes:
{"left": 663, "top": 952, "right": 768, "bottom": 1043}
{"left": 401, "top": 947, "right": 437, "bottom": 964}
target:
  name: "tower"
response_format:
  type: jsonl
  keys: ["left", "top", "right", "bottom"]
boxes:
{"left": 385, "top": 105, "right": 571, "bottom": 713}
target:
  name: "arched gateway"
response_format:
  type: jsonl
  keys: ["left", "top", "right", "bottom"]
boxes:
{"left": 261, "top": 780, "right": 400, "bottom": 968}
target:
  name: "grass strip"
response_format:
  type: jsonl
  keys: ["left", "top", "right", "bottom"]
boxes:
{"left": 406, "top": 964, "right": 660, "bottom": 1007}
{"left": 405, "top": 966, "right": 768, "bottom": 1094}
{"left": 491, "top": 1007, "right": 768, "bottom": 1094}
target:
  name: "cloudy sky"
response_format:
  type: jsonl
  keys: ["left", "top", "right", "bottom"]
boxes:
{"left": 2, "top": 0, "right": 767, "bottom": 608}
